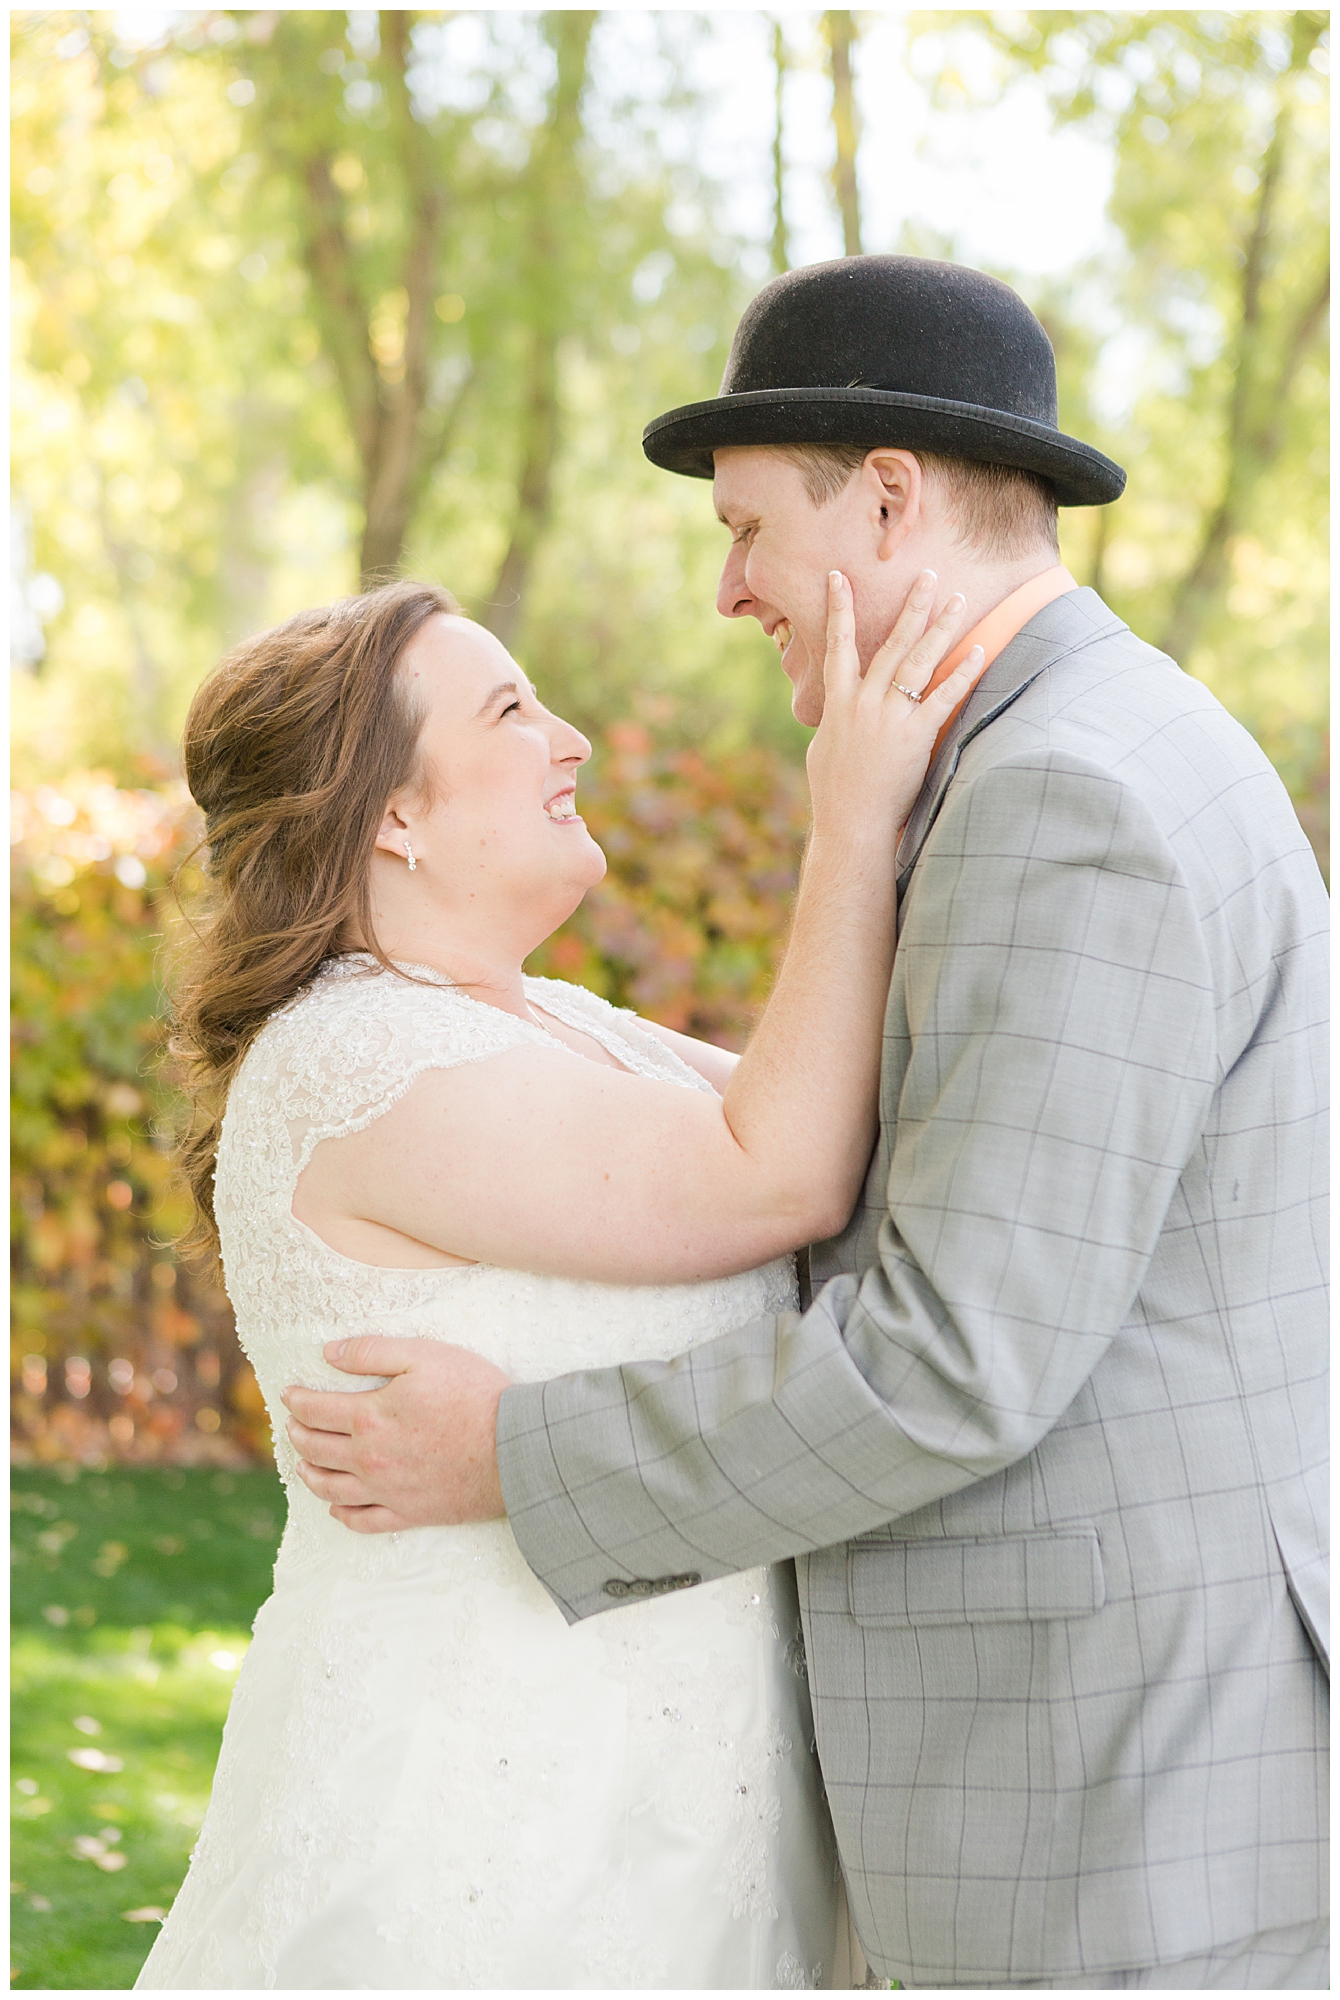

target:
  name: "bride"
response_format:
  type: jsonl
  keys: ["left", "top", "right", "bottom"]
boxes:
{"left": 136, "top": 572, "right": 982, "bottom": 1991}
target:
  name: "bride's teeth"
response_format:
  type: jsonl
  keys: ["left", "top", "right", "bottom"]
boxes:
{"left": 545, "top": 796, "right": 576, "bottom": 820}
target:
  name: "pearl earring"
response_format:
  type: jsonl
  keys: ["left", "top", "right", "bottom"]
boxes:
{"left": 404, "top": 842, "right": 417, "bottom": 872}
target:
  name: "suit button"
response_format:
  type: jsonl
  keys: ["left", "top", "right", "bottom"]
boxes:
{"left": 604, "top": 1574, "right": 700, "bottom": 1599}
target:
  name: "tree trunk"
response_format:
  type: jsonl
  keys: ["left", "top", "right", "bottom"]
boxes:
{"left": 96, "top": 479, "right": 172, "bottom": 766}
{"left": 771, "top": 19, "right": 789, "bottom": 275}
{"left": 1159, "top": 13, "right": 1327, "bottom": 662}
{"left": 825, "top": 11, "right": 863, "bottom": 257}
{"left": 263, "top": 12, "right": 463, "bottom": 588}
{"left": 482, "top": 11, "right": 595, "bottom": 650}
{"left": 486, "top": 338, "right": 561, "bottom": 650}
{"left": 1087, "top": 504, "right": 1110, "bottom": 598}
{"left": 357, "top": 10, "right": 449, "bottom": 582}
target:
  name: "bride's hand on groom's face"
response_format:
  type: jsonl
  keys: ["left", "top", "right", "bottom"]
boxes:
{"left": 281, "top": 1338, "right": 511, "bottom": 1533}
{"left": 804, "top": 569, "right": 986, "bottom": 848}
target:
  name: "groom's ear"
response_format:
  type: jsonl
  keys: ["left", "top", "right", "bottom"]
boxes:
{"left": 863, "top": 450, "right": 923, "bottom": 558}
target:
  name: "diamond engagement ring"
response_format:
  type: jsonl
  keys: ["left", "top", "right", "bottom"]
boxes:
{"left": 893, "top": 682, "right": 922, "bottom": 703}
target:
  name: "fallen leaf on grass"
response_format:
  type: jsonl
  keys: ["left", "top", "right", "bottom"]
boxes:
{"left": 71, "top": 1836, "right": 128, "bottom": 1871}
{"left": 67, "top": 1748, "right": 124, "bottom": 1772}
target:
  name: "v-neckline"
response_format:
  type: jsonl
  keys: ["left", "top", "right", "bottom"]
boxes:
{"left": 522, "top": 991, "right": 637, "bottom": 1076}
{"left": 331, "top": 955, "right": 639, "bottom": 1077}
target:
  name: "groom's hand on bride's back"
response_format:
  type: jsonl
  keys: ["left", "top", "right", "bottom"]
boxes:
{"left": 282, "top": 1337, "right": 510, "bottom": 1533}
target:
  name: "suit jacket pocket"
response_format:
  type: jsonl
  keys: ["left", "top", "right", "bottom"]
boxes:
{"left": 847, "top": 1529, "right": 1105, "bottom": 1628}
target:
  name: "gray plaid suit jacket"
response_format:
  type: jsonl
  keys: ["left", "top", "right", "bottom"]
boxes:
{"left": 497, "top": 589, "right": 1329, "bottom": 1985}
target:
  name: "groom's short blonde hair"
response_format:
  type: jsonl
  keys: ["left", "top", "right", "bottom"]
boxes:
{"left": 772, "top": 442, "right": 1060, "bottom": 563}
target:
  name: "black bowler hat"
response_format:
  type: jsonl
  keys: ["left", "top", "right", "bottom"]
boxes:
{"left": 643, "top": 255, "right": 1125, "bottom": 507}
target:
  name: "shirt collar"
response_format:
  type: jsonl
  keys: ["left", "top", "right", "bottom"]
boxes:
{"left": 927, "top": 564, "right": 1078, "bottom": 757}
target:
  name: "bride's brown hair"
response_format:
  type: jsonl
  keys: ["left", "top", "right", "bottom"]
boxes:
{"left": 173, "top": 578, "right": 459, "bottom": 1254}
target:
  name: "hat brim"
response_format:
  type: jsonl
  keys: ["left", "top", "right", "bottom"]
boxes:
{"left": 643, "top": 385, "right": 1125, "bottom": 508}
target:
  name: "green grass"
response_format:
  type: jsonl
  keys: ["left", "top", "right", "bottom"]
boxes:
{"left": 10, "top": 1464, "right": 284, "bottom": 1991}
{"left": 12, "top": 1464, "right": 898, "bottom": 1990}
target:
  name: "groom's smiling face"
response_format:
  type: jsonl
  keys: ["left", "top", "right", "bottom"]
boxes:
{"left": 712, "top": 448, "right": 836, "bottom": 727}
{"left": 712, "top": 445, "right": 913, "bottom": 728}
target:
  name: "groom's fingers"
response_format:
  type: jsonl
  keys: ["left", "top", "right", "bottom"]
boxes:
{"left": 285, "top": 1414, "right": 361, "bottom": 1470}
{"left": 293, "top": 1455, "right": 367, "bottom": 1501}
{"left": 294, "top": 1456, "right": 412, "bottom": 1532}
{"left": 294, "top": 1460, "right": 408, "bottom": 1534}
{"left": 322, "top": 1334, "right": 422, "bottom": 1376}
{"left": 281, "top": 1384, "right": 364, "bottom": 1436}
{"left": 329, "top": 1501, "right": 411, "bottom": 1536}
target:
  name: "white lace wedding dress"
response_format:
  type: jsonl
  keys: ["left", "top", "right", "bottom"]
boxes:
{"left": 136, "top": 957, "right": 850, "bottom": 1991}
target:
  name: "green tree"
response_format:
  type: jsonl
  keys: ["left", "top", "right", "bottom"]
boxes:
{"left": 247, "top": 10, "right": 462, "bottom": 586}
{"left": 825, "top": 11, "right": 864, "bottom": 255}
{"left": 771, "top": 19, "right": 791, "bottom": 275}
{"left": 11, "top": 12, "right": 322, "bottom": 759}
{"left": 484, "top": 12, "right": 597, "bottom": 646}
{"left": 232, "top": 9, "right": 597, "bottom": 595}
{"left": 906, "top": 9, "right": 1328, "bottom": 819}
{"left": 12, "top": 10, "right": 791, "bottom": 777}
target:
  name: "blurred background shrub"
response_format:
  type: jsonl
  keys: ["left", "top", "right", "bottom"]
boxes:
{"left": 11, "top": 729, "right": 812, "bottom": 1465}
{"left": 11, "top": 8, "right": 1329, "bottom": 1469}
{"left": 10, "top": 776, "right": 262, "bottom": 1467}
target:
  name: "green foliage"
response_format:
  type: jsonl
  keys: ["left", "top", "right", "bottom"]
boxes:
{"left": 12, "top": 9, "right": 797, "bottom": 777}
{"left": 11, "top": 10, "right": 335, "bottom": 766}
{"left": 10, "top": 1465, "right": 284, "bottom": 1991}
{"left": 913, "top": 10, "right": 1329, "bottom": 809}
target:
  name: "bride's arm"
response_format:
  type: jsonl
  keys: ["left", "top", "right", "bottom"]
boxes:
{"left": 295, "top": 574, "right": 984, "bottom": 1287}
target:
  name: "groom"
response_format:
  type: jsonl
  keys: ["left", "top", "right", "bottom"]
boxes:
{"left": 284, "top": 258, "right": 1329, "bottom": 1988}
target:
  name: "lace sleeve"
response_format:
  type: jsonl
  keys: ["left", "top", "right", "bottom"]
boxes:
{"left": 222, "top": 958, "right": 559, "bottom": 1198}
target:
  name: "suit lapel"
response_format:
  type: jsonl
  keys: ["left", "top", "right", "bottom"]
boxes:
{"left": 896, "top": 587, "right": 1126, "bottom": 885}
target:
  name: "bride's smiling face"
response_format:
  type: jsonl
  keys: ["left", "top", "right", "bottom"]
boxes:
{"left": 376, "top": 614, "right": 606, "bottom": 936}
